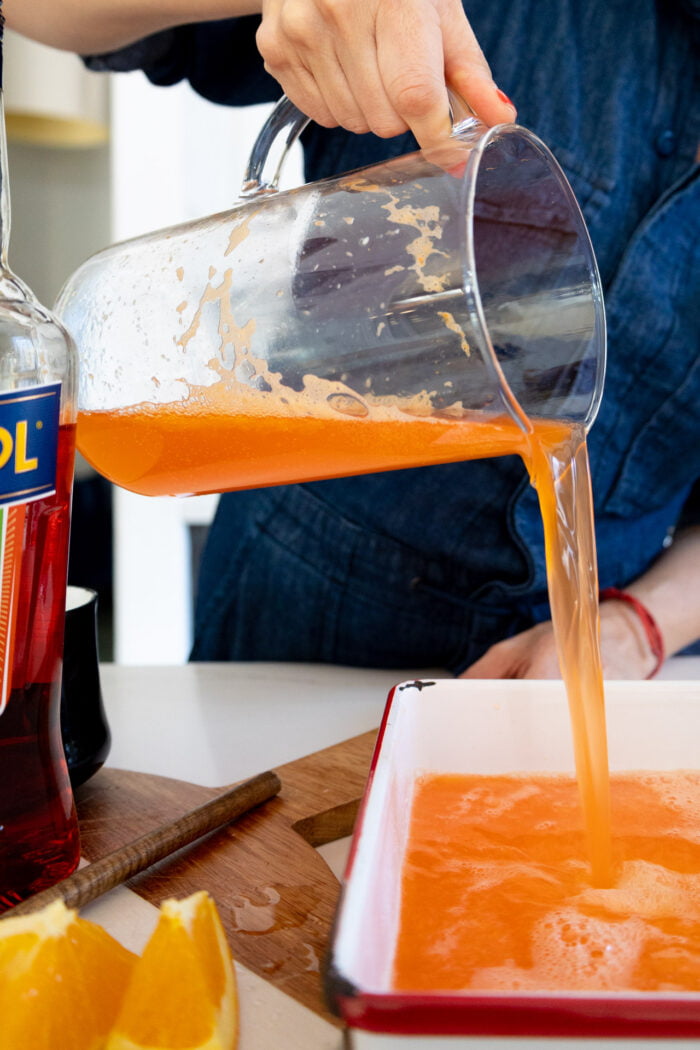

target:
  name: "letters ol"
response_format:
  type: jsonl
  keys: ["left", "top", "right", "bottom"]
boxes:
{"left": 0, "top": 420, "right": 40, "bottom": 474}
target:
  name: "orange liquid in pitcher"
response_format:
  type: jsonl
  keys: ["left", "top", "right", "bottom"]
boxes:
{"left": 77, "top": 401, "right": 544, "bottom": 497}
{"left": 393, "top": 771, "right": 700, "bottom": 992}
{"left": 78, "top": 395, "right": 612, "bottom": 884}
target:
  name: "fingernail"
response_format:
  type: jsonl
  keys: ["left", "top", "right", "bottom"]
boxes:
{"left": 496, "top": 88, "right": 516, "bottom": 110}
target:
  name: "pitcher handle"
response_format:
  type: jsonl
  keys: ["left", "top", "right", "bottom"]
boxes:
{"left": 446, "top": 89, "right": 482, "bottom": 136}
{"left": 240, "top": 88, "right": 482, "bottom": 199}
{"left": 240, "top": 95, "right": 309, "bottom": 198}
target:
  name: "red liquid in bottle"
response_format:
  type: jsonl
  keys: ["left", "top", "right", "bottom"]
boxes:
{"left": 0, "top": 424, "right": 80, "bottom": 911}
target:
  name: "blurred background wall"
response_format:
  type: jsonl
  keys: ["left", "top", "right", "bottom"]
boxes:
{"left": 4, "top": 29, "right": 301, "bottom": 662}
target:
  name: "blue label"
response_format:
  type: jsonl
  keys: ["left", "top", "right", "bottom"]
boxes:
{"left": 0, "top": 383, "right": 61, "bottom": 507}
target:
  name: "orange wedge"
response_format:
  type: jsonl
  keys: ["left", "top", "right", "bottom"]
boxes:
{"left": 105, "top": 890, "right": 238, "bottom": 1050}
{"left": 0, "top": 897, "right": 137, "bottom": 1050}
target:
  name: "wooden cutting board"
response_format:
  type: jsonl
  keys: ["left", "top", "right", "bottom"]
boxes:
{"left": 75, "top": 730, "right": 378, "bottom": 1028}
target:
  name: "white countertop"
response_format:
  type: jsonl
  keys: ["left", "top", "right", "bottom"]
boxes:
{"left": 99, "top": 661, "right": 420, "bottom": 787}
{"left": 100, "top": 658, "right": 700, "bottom": 787}
{"left": 88, "top": 659, "right": 700, "bottom": 1050}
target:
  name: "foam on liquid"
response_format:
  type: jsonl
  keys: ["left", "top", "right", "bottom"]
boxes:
{"left": 393, "top": 772, "right": 700, "bottom": 992}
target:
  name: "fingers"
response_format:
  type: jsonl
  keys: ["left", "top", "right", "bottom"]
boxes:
{"left": 257, "top": 0, "right": 343, "bottom": 130}
{"left": 374, "top": 0, "right": 452, "bottom": 146}
{"left": 257, "top": 0, "right": 516, "bottom": 150}
{"left": 258, "top": 0, "right": 394, "bottom": 135}
{"left": 459, "top": 624, "right": 561, "bottom": 680}
{"left": 459, "top": 637, "right": 524, "bottom": 679}
{"left": 442, "top": 3, "right": 517, "bottom": 128}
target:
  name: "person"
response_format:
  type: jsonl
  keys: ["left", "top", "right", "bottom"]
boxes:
{"left": 7, "top": 0, "right": 699, "bottom": 679}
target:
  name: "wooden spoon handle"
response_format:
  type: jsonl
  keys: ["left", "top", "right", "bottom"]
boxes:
{"left": 6, "top": 770, "right": 281, "bottom": 917}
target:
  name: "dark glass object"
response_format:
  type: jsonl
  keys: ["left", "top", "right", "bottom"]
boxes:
{"left": 60, "top": 586, "right": 111, "bottom": 787}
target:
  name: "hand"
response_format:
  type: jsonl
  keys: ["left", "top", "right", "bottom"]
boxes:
{"left": 256, "top": 0, "right": 516, "bottom": 148}
{"left": 459, "top": 621, "right": 562, "bottom": 680}
{"left": 459, "top": 602, "right": 661, "bottom": 681}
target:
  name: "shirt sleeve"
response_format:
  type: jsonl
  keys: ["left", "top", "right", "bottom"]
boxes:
{"left": 83, "top": 29, "right": 177, "bottom": 75}
{"left": 678, "top": 481, "right": 700, "bottom": 528}
{"left": 83, "top": 16, "right": 281, "bottom": 107}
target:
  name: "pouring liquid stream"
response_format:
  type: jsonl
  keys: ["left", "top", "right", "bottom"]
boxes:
{"left": 523, "top": 424, "right": 612, "bottom": 888}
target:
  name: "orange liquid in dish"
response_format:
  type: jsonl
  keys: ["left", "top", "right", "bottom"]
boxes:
{"left": 78, "top": 397, "right": 611, "bottom": 883}
{"left": 393, "top": 771, "right": 700, "bottom": 992}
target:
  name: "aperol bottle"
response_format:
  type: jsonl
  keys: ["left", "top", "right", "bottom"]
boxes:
{"left": 0, "top": 16, "right": 80, "bottom": 910}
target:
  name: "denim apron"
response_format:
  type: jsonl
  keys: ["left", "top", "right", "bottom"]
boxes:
{"left": 88, "top": 0, "right": 700, "bottom": 670}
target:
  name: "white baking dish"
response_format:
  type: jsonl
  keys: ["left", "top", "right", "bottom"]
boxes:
{"left": 325, "top": 678, "right": 700, "bottom": 1048}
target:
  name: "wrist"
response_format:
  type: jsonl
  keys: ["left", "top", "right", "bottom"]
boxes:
{"left": 599, "top": 588, "right": 665, "bottom": 679}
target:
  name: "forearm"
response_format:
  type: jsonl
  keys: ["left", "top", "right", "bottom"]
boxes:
{"left": 3, "top": 0, "right": 261, "bottom": 54}
{"left": 618, "top": 525, "right": 700, "bottom": 660}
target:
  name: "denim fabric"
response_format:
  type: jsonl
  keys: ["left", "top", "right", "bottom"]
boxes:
{"left": 88, "top": 1, "right": 700, "bottom": 670}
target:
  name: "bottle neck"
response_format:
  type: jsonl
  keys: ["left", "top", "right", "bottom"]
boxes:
{"left": 0, "top": 11, "right": 9, "bottom": 269}
{"left": 0, "top": 85, "right": 31, "bottom": 301}
{"left": 0, "top": 23, "right": 24, "bottom": 299}
{"left": 0, "top": 88, "right": 11, "bottom": 269}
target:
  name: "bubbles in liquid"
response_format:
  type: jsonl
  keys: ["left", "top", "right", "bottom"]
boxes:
{"left": 455, "top": 782, "right": 541, "bottom": 821}
{"left": 472, "top": 909, "right": 647, "bottom": 991}
{"left": 326, "top": 392, "right": 370, "bottom": 418}
{"left": 533, "top": 909, "right": 647, "bottom": 989}
{"left": 576, "top": 859, "right": 700, "bottom": 921}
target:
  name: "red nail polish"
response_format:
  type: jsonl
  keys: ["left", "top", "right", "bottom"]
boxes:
{"left": 496, "top": 88, "right": 515, "bottom": 109}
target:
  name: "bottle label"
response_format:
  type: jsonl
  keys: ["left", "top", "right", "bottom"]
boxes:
{"left": 0, "top": 383, "right": 61, "bottom": 507}
{"left": 0, "top": 383, "right": 61, "bottom": 713}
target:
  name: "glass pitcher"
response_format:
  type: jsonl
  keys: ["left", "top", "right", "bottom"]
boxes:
{"left": 55, "top": 97, "right": 605, "bottom": 498}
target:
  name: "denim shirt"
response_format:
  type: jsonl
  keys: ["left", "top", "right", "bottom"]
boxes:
{"left": 88, "top": 0, "right": 700, "bottom": 664}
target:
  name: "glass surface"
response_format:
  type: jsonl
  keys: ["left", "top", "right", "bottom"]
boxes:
{"left": 56, "top": 102, "right": 605, "bottom": 498}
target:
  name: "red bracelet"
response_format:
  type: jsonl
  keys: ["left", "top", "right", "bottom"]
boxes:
{"left": 599, "top": 587, "right": 666, "bottom": 679}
